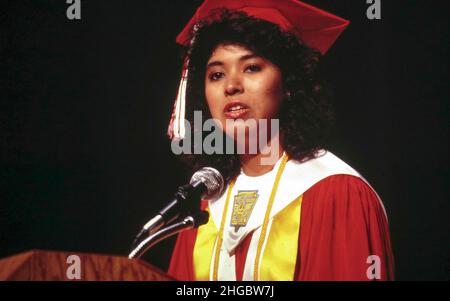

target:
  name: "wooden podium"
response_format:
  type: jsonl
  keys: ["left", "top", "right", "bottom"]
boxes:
{"left": 0, "top": 250, "right": 175, "bottom": 281}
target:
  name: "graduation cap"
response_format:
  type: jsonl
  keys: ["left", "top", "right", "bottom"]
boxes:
{"left": 167, "top": 0, "right": 350, "bottom": 140}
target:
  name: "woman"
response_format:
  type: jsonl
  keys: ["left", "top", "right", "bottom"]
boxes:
{"left": 166, "top": 0, "right": 394, "bottom": 281}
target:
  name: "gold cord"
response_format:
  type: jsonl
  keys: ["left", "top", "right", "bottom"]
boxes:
{"left": 212, "top": 154, "right": 289, "bottom": 280}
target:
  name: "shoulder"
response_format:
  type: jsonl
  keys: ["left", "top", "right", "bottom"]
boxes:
{"left": 305, "top": 174, "right": 374, "bottom": 195}
{"left": 302, "top": 174, "right": 386, "bottom": 217}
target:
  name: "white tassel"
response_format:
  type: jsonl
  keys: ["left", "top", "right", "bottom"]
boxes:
{"left": 168, "top": 62, "right": 189, "bottom": 140}
{"left": 167, "top": 25, "right": 198, "bottom": 140}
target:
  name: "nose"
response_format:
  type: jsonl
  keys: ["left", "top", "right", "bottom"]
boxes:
{"left": 224, "top": 74, "right": 243, "bottom": 96}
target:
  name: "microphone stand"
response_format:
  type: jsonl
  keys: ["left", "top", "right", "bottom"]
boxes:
{"left": 128, "top": 211, "right": 209, "bottom": 259}
{"left": 130, "top": 183, "right": 205, "bottom": 250}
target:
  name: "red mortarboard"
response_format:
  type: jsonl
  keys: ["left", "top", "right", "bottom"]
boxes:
{"left": 168, "top": 0, "right": 350, "bottom": 139}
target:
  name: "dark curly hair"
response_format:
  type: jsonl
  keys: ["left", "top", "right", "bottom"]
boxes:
{"left": 178, "top": 10, "right": 335, "bottom": 181}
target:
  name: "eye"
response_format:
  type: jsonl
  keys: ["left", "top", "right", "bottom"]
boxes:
{"left": 245, "top": 64, "right": 262, "bottom": 73}
{"left": 208, "top": 71, "right": 224, "bottom": 81}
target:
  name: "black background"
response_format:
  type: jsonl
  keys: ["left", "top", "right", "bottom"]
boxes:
{"left": 0, "top": 0, "right": 448, "bottom": 280}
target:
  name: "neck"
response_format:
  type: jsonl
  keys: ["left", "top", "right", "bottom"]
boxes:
{"left": 239, "top": 143, "right": 284, "bottom": 177}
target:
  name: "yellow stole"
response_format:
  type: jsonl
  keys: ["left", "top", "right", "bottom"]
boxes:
{"left": 193, "top": 195, "right": 302, "bottom": 281}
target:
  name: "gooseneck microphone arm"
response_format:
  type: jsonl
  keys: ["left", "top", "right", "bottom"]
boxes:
{"left": 128, "top": 211, "right": 209, "bottom": 259}
{"left": 131, "top": 182, "right": 206, "bottom": 249}
{"left": 129, "top": 167, "right": 224, "bottom": 257}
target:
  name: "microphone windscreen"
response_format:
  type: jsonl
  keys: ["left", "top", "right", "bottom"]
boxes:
{"left": 190, "top": 167, "right": 224, "bottom": 201}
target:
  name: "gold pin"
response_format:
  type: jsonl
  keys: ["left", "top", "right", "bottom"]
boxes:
{"left": 230, "top": 190, "right": 259, "bottom": 232}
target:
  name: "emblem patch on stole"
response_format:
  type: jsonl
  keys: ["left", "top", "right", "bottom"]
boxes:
{"left": 230, "top": 190, "right": 259, "bottom": 232}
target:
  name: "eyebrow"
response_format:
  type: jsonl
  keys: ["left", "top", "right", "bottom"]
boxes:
{"left": 206, "top": 54, "right": 260, "bottom": 69}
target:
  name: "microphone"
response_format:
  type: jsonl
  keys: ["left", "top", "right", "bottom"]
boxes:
{"left": 132, "top": 167, "right": 224, "bottom": 248}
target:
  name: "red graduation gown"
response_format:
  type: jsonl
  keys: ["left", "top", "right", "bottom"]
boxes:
{"left": 167, "top": 174, "right": 395, "bottom": 281}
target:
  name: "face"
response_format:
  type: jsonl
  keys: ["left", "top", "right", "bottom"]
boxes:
{"left": 204, "top": 44, "right": 284, "bottom": 145}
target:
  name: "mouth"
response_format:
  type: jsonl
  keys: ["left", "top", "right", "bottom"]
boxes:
{"left": 223, "top": 101, "right": 250, "bottom": 119}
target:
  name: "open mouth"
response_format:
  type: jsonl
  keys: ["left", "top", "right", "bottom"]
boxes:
{"left": 223, "top": 102, "right": 250, "bottom": 118}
